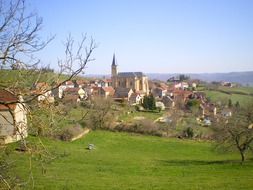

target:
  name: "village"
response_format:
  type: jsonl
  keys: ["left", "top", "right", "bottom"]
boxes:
{"left": 0, "top": 54, "right": 237, "bottom": 145}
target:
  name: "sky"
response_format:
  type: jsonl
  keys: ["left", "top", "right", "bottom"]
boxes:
{"left": 27, "top": 0, "right": 253, "bottom": 74}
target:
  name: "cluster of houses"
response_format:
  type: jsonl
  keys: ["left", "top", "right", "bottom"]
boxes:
{"left": 0, "top": 54, "right": 234, "bottom": 144}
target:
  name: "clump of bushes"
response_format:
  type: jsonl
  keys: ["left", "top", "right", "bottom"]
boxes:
{"left": 114, "top": 119, "right": 163, "bottom": 136}
{"left": 59, "top": 124, "right": 84, "bottom": 141}
{"left": 182, "top": 127, "right": 194, "bottom": 138}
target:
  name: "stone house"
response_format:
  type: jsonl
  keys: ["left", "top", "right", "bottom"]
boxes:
{"left": 174, "top": 82, "right": 189, "bottom": 90}
{"left": 162, "top": 95, "right": 175, "bottom": 108}
{"left": 221, "top": 109, "right": 232, "bottom": 117}
{"left": 99, "top": 86, "right": 115, "bottom": 98}
{"left": 200, "top": 103, "right": 217, "bottom": 117}
{"left": 97, "top": 79, "right": 112, "bottom": 87}
{"left": 0, "top": 90, "right": 28, "bottom": 144}
{"left": 152, "top": 87, "right": 167, "bottom": 98}
{"left": 129, "top": 93, "right": 142, "bottom": 105}
{"left": 34, "top": 82, "right": 54, "bottom": 103}
{"left": 63, "top": 87, "right": 87, "bottom": 102}
{"left": 114, "top": 88, "right": 134, "bottom": 102}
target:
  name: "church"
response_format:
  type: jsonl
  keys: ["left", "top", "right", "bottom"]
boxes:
{"left": 111, "top": 54, "right": 149, "bottom": 94}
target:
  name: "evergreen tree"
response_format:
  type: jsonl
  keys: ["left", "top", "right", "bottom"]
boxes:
{"left": 228, "top": 99, "right": 233, "bottom": 108}
{"left": 235, "top": 101, "right": 240, "bottom": 109}
{"left": 142, "top": 94, "right": 156, "bottom": 110}
{"left": 142, "top": 95, "right": 149, "bottom": 109}
{"left": 148, "top": 94, "right": 156, "bottom": 110}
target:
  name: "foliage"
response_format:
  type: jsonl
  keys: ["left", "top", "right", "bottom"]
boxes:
{"left": 183, "top": 127, "right": 194, "bottom": 138}
{"left": 186, "top": 99, "right": 200, "bottom": 108}
{"left": 59, "top": 124, "right": 84, "bottom": 141}
{"left": 114, "top": 119, "right": 162, "bottom": 136}
{"left": 0, "top": 153, "right": 19, "bottom": 189}
{"left": 142, "top": 94, "right": 156, "bottom": 111}
{"left": 228, "top": 99, "right": 232, "bottom": 108}
{"left": 235, "top": 101, "right": 240, "bottom": 108}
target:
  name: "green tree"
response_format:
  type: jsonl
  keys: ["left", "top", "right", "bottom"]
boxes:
{"left": 228, "top": 99, "right": 233, "bottom": 108}
{"left": 148, "top": 94, "right": 156, "bottom": 111}
{"left": 142, "top": 95, "right": 149, "bottom": 110}
{"left": 142, "top": 94, "right": 156, "bottom": 111}
{"left": 235, "top": 101, "right": 240, "bottom": 109}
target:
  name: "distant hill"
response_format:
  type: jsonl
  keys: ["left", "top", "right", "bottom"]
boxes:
{"left": 147, "top": 71, "right": 253, "bottom": 86}
{"left": 85, "top": 71, "right": 253, "bottom": 86}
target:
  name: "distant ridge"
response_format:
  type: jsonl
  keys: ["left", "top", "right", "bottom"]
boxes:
{"left": 147, "top": 71, "right": 253, "bottom": 86}
{"left": 85, "top": 71, "right": 253, "bottom": 86}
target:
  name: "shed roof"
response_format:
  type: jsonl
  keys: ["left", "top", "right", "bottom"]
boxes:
{"left": 0, "top": 89, "right": 18, "bottom": 110}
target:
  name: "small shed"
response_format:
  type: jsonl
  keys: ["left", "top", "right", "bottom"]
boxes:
{"left": 0, "top": 90, "right": 28, "bottom": 144}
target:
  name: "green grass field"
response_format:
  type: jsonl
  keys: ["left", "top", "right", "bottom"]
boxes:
{"left": 204, "top": 90, "right": 253, "bottom": 107}
{"left": 217, "top": 86, "right": 253, "bottom": 95}
{"left": 7, "top": 131, "right": 253, "bottom": 190}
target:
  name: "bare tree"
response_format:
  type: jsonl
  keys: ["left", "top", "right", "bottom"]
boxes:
{"left": 212, "top": 105, "right": 253, "bottom": 163}
{"left": 0, "top": 0, "right": 54, "bottom": 68}
{"left": 0, "top": 0, "right": 97, "bottom": 188}
{"left": 89, "top": 97, "right": 113, "bottom": 130}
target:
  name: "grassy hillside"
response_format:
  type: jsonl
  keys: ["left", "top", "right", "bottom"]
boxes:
{"left": 204, "top": 87, "right": 253, "bottom": 106}
{"left": 204, "top": 89, "right": 253, "bottom": 107}
{"left": 0, "top": 69, "right": 85, "bottom": 89}
{"left": 7, "top": 131, "right": 253, "bottom": 190}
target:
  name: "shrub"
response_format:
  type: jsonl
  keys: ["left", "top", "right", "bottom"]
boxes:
{"left": 59, "top": 124, "right": 84, "bottom": 141}
{"left": 183, "top": 127, "right": 194, "bottom": 138}
{"left": 114, "top": 119, "right": 162, "bottom": 136}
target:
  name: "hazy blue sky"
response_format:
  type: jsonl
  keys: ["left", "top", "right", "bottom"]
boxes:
{"left": 27, "top": 0, "right": 253, "bottom": 74}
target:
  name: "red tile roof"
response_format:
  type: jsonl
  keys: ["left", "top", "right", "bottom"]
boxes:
{"left": 173, "top": 90, "right": 192, "bottom": 97}
{"left": 65, "top": 81, "right": 74, "bottom": 85}
{"left": 0, "top": 89, "right": 18, "bottom": 110}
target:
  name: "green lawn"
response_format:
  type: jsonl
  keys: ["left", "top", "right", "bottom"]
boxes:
{"left": 7, "top": 131, "right": 253, "bottom": 190}
{"left": 204, "top": 90, "right": 253, "bottom": 107}
{"left": 217, "top": 86, "right": 253, "bottom": 95}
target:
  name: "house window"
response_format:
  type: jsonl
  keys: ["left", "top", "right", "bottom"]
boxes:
{"left": 118, "top": 81, "right": 121, "bottom": 86}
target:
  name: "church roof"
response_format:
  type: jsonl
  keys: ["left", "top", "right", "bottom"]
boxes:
{"left": 118, "top": 72, "right": 145, "bottom": 78}
{"left": 114, "top": 87, "right": 132, "bottom": 98}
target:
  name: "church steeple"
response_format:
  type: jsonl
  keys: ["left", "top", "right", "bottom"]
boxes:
{"left": 112, "top": 53, "right": 116, "bottom": 66}
{"left": 111, "top": 53, "right": 117, "bottom": 76}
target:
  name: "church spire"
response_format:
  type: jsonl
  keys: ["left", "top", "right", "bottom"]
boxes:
{"left": 111, "top": 53, "right": 117, "bottom": 76}
{"left": 112, "top": 53, "right": 116, "bottom": 66}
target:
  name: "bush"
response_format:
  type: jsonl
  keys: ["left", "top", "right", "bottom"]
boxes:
{"left": 183, "top": 127, "right": 194, "bottom": 138}
{"left": 59, "top": 124, "right": 84, "bottom": 141}
{"left": 114, "top": 119, "right": 163, "bottom": 136}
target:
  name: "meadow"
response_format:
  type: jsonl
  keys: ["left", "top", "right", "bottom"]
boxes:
{"left": 7, "top": 131, "right": 253, "bottom": 190}
{"left": 204, "top": 90, "right": 253, "bottom": 107}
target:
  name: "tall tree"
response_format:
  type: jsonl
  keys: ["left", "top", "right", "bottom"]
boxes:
{"left": 142, "top": 95, "right": 149, "bottom": 110}
{"left": 148, "top": 94, "right": 156, "bottom": 111}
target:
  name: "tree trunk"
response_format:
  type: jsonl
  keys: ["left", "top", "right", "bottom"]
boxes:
{"left": 240, "top": 150, "right": 245, "bottom": 164}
